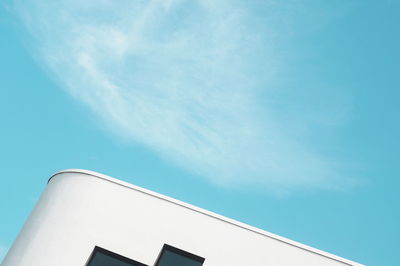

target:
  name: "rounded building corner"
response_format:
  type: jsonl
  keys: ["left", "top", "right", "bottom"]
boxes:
{"left": 47, "top": 169, "right": 106, "bottom": 184}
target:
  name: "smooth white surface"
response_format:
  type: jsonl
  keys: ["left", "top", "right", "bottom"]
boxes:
{"left": 2, "top": 169, "right": 363, "bottom": 266}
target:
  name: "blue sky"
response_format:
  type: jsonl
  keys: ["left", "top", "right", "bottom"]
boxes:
{"left": 0, "top": 0, "right": 399, "bottom": 265}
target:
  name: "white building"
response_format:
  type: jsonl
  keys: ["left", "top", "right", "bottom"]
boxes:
{"left": 2, "top": 169, "right": 363, "bottom": 266}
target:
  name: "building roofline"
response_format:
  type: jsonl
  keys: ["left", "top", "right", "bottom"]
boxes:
{"left": 49, "top": 169, "right": 363, "bottom": 266}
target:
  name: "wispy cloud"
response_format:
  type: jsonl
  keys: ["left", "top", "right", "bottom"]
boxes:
{"left": 14, "top": 0, "right": 354, "bottom": 193}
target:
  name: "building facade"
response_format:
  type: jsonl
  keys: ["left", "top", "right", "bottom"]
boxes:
{"left": 2, "top": 169, "right": 363, "bottom": 266}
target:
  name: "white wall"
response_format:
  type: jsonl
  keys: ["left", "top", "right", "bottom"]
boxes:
{"left": 2, "top": 170, "right": 362, "bottom": 266}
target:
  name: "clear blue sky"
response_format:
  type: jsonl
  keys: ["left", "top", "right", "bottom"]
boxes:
{"left": 1, "top": 1, "right": 399, "bottom": 265}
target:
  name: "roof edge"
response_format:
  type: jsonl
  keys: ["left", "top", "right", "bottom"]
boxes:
{"left": 49, "top": 169, "right": 363, "bottom": 266}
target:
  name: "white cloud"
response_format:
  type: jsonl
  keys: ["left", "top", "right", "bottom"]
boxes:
{"left": 14, "top": 0, "right": 353, "bottom": 193}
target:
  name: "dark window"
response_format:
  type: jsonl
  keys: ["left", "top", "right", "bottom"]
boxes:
{"left": 155, "top": 244, "right": 205, "bottom": 266}
{"left": 86, "top": 246, "right": 147, "bottom": 266}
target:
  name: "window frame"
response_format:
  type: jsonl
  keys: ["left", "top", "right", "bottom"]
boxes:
{"left": 85, "top": 246, "right": 148, "bottom": 266}
{"left": 154, "top": 244, "right": 205, "bottom": 266}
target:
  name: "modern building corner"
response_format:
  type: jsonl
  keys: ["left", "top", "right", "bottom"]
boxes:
{"left": 2, "top": 169, "right": 364, "bottom": 266}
